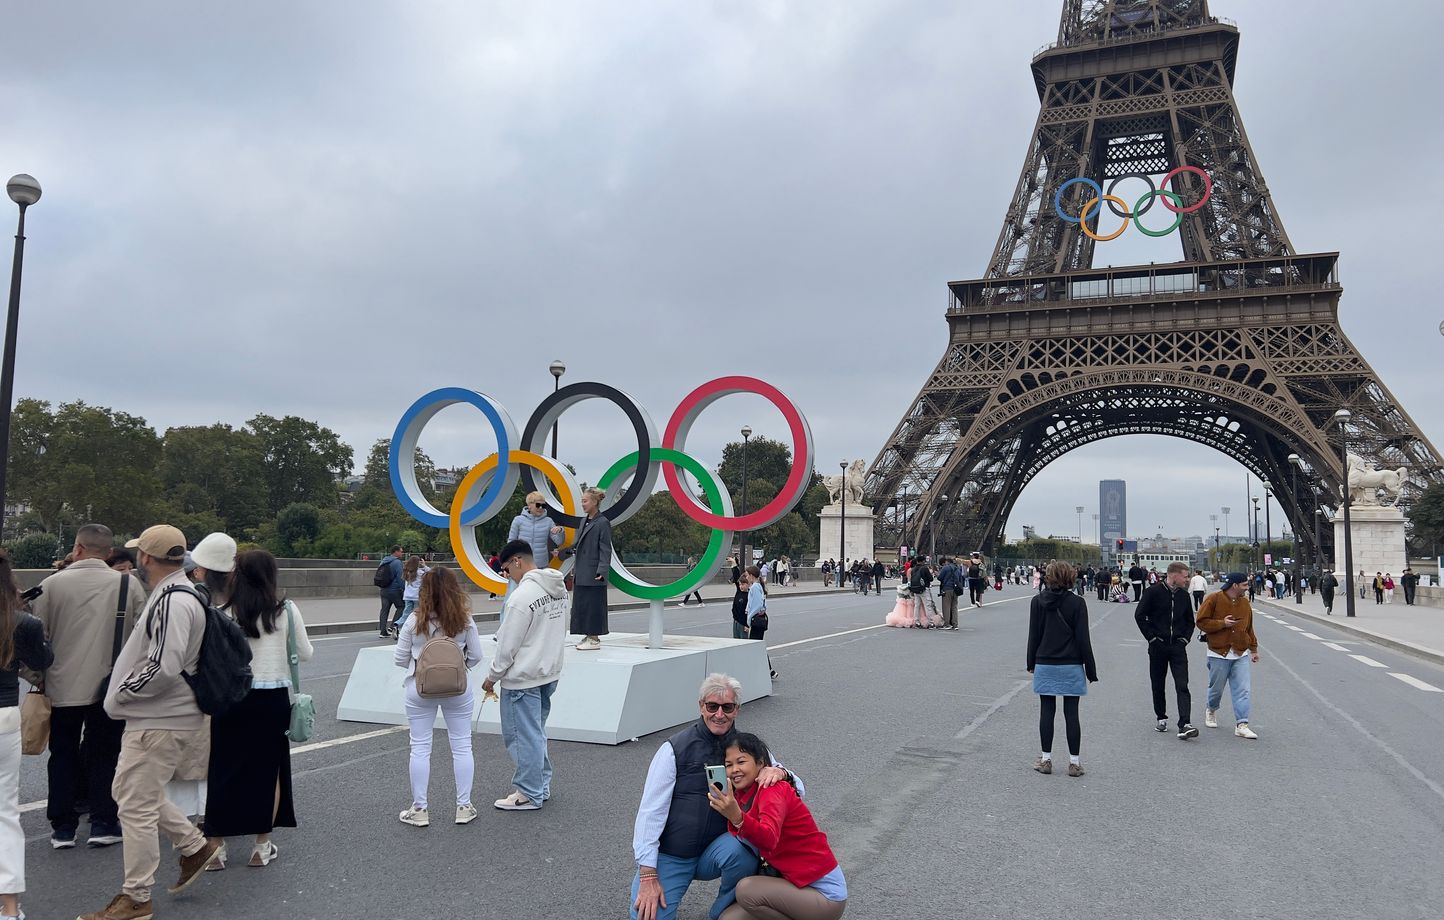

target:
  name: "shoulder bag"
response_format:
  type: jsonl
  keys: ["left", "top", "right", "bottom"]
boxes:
{"left": 284, "top": 601, "right": 315, "bottom": 742}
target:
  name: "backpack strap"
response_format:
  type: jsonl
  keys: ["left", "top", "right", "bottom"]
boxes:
{"left": 112, "top": 573, "right": 129, "bottom": 665}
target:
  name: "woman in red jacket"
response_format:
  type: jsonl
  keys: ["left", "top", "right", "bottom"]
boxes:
{"left": 707, "top": 733, "right": 847, "bottom": 919}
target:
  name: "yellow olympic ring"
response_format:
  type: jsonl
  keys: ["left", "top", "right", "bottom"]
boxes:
{"left": 1079, "top": 196, "right": 1130, "bottom": 242}
{"left": 449, "top": 450, "right": 580, "bottom": 595}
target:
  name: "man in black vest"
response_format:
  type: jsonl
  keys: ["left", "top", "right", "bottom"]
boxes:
{"left": 630, "top": 674, "right": 800, "bottom": 920}
{"left": 1134, "top": 561, "right": 1199, "bottom": 740}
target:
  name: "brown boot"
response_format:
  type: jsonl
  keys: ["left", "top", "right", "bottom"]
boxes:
{"left": 77, "top": 893, "right": 154, "bottom": 920}
{"left": 168, "top": 838, "right": 223, "bottom": 894}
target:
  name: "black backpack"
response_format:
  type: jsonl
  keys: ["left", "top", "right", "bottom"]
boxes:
{"left": 373, "top": 559, "right": 394, "bottom": 588}
{"left": 164, "top": 584, "right": 254, "bottom": 716}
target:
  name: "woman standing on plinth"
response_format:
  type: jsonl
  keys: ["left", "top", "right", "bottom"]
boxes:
{"left": 564, "top": 487, "right": 612, "bottom": 650}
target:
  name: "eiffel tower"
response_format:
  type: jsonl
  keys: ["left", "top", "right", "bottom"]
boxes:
{"left": 866, "top": 0, "right": 1443, "bottom": 559}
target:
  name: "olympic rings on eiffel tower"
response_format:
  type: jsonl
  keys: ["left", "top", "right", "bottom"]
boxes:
{"left": 1053, "top": 166, "right": 1212, "bottom": 238}
{"left": 389, "top": 377, "right": 814, "bottom": 598}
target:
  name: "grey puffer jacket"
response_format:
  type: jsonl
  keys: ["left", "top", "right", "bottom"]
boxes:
{"left": 509, "top": 510, "right": 558, "bottom": 563}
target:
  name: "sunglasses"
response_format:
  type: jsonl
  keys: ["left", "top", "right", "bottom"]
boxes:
{"left": 532, "top": 502, "right": 546, "bottom": 509}
{"left": 702, "top": 701, "right": 738, "bottom": 714}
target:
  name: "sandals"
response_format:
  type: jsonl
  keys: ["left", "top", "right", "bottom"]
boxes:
{"left": 248, "top": 841, "right": 279, "bottom": 867}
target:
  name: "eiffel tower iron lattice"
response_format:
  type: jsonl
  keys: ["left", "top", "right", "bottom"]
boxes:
{"left": 865, "top": 0, "right": 1443, "bottom": 561}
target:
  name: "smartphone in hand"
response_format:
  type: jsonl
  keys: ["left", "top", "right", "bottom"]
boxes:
{"left": 705, "top": 764, "right": 729, "bottom": 795}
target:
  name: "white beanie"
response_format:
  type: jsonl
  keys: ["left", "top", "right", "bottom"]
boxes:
{"left": 191, "top": 532, "right": 238, "bottom": 573}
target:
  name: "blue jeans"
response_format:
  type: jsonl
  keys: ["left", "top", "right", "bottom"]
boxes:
{"left": 500, "top": 681, "right": 556, "bottom": 803}
{"left": 1206, "top": 655, "right": 1251, "bottom": 724}
{"left": 394, "top": 599, "right": 417, "bottom": 629}
{"left": 629, "top": 833, "right": 759, "bottom": 920}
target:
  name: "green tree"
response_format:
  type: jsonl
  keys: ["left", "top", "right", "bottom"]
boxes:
{"left": 1407, "top": 482, "right": 1444, "bottom": 557}
{"left": 275, "top": 502, "right": 324, "bottom": 556}
{"left": 246, "top": 414, "right": 353, "bottom": 515}
{"left": 995, "top": 539, "right": 1100, "bottom": 564}
{"left": 717, "top": 437, "right": 795, "bottom": 506}
{"left": 160, "top": 424, "right": 269, "bottom": 533}
{"left": 5, "top": 532, "right": 62, "bottom": 569}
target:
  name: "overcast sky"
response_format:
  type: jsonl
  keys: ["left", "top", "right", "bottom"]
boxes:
{"left": 2, "top": 0, "right": 1440, "bottom": 545}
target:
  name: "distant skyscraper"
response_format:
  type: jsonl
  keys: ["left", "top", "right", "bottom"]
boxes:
{"left": 1099, "top": 480, "right": 1126, "bottom": 549}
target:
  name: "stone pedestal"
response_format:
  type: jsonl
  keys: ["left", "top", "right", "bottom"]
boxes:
{"left": 818, "top": 503, "right": 876, "bottom": 562}
{"left": 1333, "top": 505, "right": 1408, "bottom": 582}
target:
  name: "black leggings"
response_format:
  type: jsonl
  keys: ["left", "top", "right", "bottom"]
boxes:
{"left": 1039, "top": 695, "right": 1081, "bottom": 756}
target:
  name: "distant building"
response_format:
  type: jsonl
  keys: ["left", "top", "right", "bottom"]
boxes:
{"left": 1021, "top": 524, "right": 1038, "bottom": 541}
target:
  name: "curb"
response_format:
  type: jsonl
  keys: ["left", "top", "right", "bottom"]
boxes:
{"left": 1258, "top": 597, "right": 1444, "bottom": 668}
{"left": 307, "top": 584, "right": 860, "bottom": 637}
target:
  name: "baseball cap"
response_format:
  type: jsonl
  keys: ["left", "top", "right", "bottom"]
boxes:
{"left": 125, "top": 524, "right": 188, "bottom": 563}
{"left": 1222, "top": 572, "right": 1248, "bottom": 587}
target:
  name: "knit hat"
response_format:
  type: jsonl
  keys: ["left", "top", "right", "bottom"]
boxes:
{"left": 125, "top": 524, "right": 188, "bottom": 563}
{"left": 191, "top": 532, "right": 238, "bottom": 573}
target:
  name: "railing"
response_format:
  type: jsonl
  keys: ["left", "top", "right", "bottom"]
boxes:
{"left": 1032, "top": 15, "right": 1237, "bottom": 60}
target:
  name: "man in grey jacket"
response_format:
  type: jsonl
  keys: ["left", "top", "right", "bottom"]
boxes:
{"left": 81, "top": 525, "right": 224, "bottom": 920}
{"left": 482, "top": 539, "right": 568, "bottom": 811}
{"left": 32, "top": 523, "right": 145, "bottom": 849}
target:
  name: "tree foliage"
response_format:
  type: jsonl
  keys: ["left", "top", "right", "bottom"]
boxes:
{"left": 1407, "top": 482, "right": 1444, "bottom": 557}
{"left": 995, "top": 538, "right": 1101, "bottom": 564}
{"left": 247, "top": 414, "right": 353, "bottom": 516}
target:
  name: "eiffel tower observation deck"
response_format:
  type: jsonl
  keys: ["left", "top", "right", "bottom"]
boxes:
{"left": 865, "top": 0, "right": 1444, "bottom": 558}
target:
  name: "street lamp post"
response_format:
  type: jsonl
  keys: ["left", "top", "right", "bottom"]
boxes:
{"left": 1263, "top": 481, "right": 1273, "bottom": 573}
{"left": 838, "top": 461, "right": 847, "bottom": 586}
{"left": 1221, "top": 506, "right": 1230, "bottom": 550}
{"left": 1210, "top": 514, "right": 1218, "bottom": 569}
{"left": 1091, "top": 512, "right": 1099, "bottom": 546}
{"left": 548, "top": 360, "right": 565, "bottom": 459}
{"left": 1332, "top": 409, "right": 1357, "bottom": 617}
{"left": 1075, "top": 506, "right": 1084, "bottom": 543}
{"left": 1313, "top": 508, "right": 1322, "bottom": 586}
{"left": 740, "top": 425, "right": 752, "bottom": 568}
{"left": 1251, "top": 497, "right": 1261, "bottom": 569}
{"left": 0, "top": 174, "right": 41, "bottom": 525}
{"left": 1288, "top": 454, "right": 1303, "bottom": 605}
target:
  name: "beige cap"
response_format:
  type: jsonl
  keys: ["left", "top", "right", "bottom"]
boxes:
{"left": 125, "top": 524, "right": 188, "bottom": 563}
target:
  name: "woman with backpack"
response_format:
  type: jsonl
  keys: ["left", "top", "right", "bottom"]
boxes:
{"left": 0, "top": 550, "right": 54, "bottom": 920}
{"left": 204, "top": 549, "right": 313, "bottom": 868}
{"left": 394, "top": 566, "right": 483, "bottom": 827}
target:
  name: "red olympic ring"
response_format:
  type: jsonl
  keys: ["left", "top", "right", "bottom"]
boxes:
{"left": 1159, "top": 165, "right": 1213, "bottom": 214}
{"left": 661, "top": 376, "right": 815, "bottom": 532}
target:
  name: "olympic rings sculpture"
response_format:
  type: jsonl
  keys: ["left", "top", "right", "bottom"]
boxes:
{"left": 1053, "top": 166, "right": 1212, "bottom": 241}
{"left": 389, "top": 376, "right": 814, "bottom": 601}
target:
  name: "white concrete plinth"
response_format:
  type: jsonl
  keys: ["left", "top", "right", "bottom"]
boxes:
{"left": 818, "top": 503, "right": 876, "bottom": 562}
{"left": 337, "top": 633, "right": 773, "bottom": 745}
{"left": 1334, "top": 505, "right": 1408, "bottom": 580}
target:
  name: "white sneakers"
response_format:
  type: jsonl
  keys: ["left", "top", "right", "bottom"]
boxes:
{"left": 494, "top": 791, "right": 542, "bottom": 811}
{"left": 398, "top": 806, "right": 429, "bottom": 827}
{"left": 1234, "top": 723, "right": 1258, "bottom": 740}
{"left": 575, "top": 637, "right": 602, "bottom": 650}
{"left": 455, "top": 804, "right": 479, "bottom": 825}
{"left": 1204, "top": 709, "right": 1218, "bottom": 729}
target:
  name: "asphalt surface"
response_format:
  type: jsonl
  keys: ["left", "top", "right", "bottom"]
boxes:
{"left": 18, "top": 583, "right": 1444, "bottom": 919}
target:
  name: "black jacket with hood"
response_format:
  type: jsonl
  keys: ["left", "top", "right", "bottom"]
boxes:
{"left": 1026, "top": 588, "right": 1098, "bottom": 681}
{"left": 1133, "top": 582, "right": 1195, "bottom": 645}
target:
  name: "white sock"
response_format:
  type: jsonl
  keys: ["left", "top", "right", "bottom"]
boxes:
{"left": 1069, "top": 755, "right": 1080, "bottom": 765}
{"left": 1040, "top": 751, "right": 1051, "bottom": 761}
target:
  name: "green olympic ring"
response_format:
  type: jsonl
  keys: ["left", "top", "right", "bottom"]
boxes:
{"left": 1132, "top": 190, "right": 1184, "bottom": 238}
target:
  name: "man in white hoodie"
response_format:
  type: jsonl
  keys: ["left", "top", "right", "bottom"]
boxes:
{"left": 483, "top": 539, "right": 568, "bottom": 811}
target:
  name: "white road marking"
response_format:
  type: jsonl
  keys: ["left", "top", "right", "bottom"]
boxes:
{"left": 1350, "top": 655, "right": 1388, "bottom": 668}
{"left": 1389, "top": 673, "right": 1444, "bottom": 692}
{"left": 769, "top": 593, "right": 1031, "bottom": 650}
{"left": 1323, "top": 642, "right": 1351, "bottom": 652}
{"left": 1301, "top": 632, "right": 1325, "bottom": 640}
{"left": 1284, "top": 625, "right": 1305, "bottom": 632}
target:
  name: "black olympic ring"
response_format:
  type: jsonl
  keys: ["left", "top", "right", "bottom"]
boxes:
{"left": 1104, "top": 173, "right": 1157, "bottom": 220}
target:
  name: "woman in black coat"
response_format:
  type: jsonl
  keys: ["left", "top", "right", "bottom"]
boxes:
{"left": 563, "top": 486, "right": 612, "bottom": 650}
{"left": 1025, "top": 560, "right": 1098, "bottom": 778}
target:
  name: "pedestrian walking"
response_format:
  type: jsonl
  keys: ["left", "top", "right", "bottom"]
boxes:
{"left": 872, "top": 559, "right": 885, "bottom": 596}
{"left": 396, "top": 555, "right": 429, "bottom": 633}
{"left": 1, "top": 549, "right": 55, "bottom": 920}
{"left": 1358, "top": 570, "right": 1367, "bottom": 601}
{"left": 376, "top": 545, "right": 405, "bottom": 639}
{"left": 1319, "top": 570, "right": 1338, "bottom": 614}
{"left": 936, "top": 556, "right": 961, "bottom": 630}
{"left": 1196, "top": 573, "right": 1260, "bottom": 740}
{"left": 1383, "top": 573, "right": 1395, "bottom": 604}
{"left": 30, "top": 523, "right": 144, "bottom": 851}
{"left": 1026, "top": 562, "right": 1097, "bottom": 777}
{"left": 204, "top": 550, "right": 312, "bottom": 866}
{"left": 83, "top": 525, "right": 225, "bottom": 920}
{"left": 485, "top": 540, "right": 568, "bottom": 811}
{"left": 1372, "top": 572, "right": 1384, "bottom": 605}
{"left": 1401, "top": 569, "right": 1418, "bottom": 606}
{"left": 676, "top": 555, "right": 705, "bottom": 608}
{"left": 1128, "top": 562, "right": 1145, "bottom": 603}
{"left": 395, "top": 566, "right": 484, "bottom": 828}
{"left": 968, "top": 554, "right": 987, "bottom": 606}
{"left": 560, "top": 487, "right": 612, "bottom": 650}
{"left": 1188, "top": 569, "right": 1207, "bottom": 612}
{"left": 1134, "top": 562, "right": 1199, "bottom": 739}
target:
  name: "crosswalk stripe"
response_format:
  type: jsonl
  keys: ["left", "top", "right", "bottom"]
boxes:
{"left": 1323, "top": 642, "right": 1350, "bottom": 652}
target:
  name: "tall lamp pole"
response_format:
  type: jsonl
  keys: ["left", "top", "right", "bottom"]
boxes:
{"left": 1075, "top": 505, "right": 1084, "bottom": 543}
{"left": 1221, "top": 506, "right": 1230, "bottom": 550}
{"left": 1251, "top": 497, "right": 1261, "bottom": 569}
{"left": 1313, "top": 508, "right": 1323, "bottom": 587}
{"left": 1263, "top": 481, "right": 1273, "bottom": 572}
{"left": 548, "top": 360, "right": 565, "bottom": 458}
{"left": 1091, "top": 512, "right": 1099, "bottom": 546}
{"left": 1210, "top": 514, "right": 1218, "bottom": 568}
{"left": 838, "top": 461, "right": 847, "bottom": 586}
{"left": 1288, "top": 454, "right": 1303, "bottom": 605}
{"left": 740, "top": 425, "right": 752, "bottom": 568}
{"left": 1332, "top": 409, "right": 1356, "bottom": 617}
{"left": 0, "top": 174, "right": 40, "bottom": 530}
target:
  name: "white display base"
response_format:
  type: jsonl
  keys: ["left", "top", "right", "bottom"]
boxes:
{"left": 1333, "top": 505, "right": 1408, "bottom": 580}
{"left": 337, "top": 633, "right": 773, "bottom": 745}
{"left": 818, "top": 503, "right": 876, "bottom": 563}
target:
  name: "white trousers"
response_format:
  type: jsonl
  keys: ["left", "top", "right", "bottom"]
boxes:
{"left": 0, "top": 709, "right": 23, "bottom": 895}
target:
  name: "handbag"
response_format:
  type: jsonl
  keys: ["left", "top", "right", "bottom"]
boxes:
{"left": 20, "top": 689, "right": 51, "bottom": 755}
{"left": 284, "top": 601, "right": 315, "bottom": 742}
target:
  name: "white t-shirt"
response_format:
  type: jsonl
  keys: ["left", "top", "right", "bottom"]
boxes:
{"left": 1189, "top": 574, "right": 1207, "bottom": 592}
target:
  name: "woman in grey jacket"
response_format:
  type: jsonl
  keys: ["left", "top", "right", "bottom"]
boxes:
{"left": 508, "top": 492, "right": 564, "bottom": 567}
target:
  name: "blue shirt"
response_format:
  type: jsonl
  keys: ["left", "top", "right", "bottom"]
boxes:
{"left": 745, "top": 582, "right": 766, "bottom": 626}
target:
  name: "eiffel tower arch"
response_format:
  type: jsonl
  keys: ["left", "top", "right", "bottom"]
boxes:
{"left": 866, "top": 0, "right": 1444, "bottom": 560}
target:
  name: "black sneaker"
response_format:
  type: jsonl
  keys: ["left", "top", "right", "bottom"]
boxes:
{"left": 88, "top": 821, "right": 124, "bottom": 847}
{"left": 51, "top": 827, "right": 77, "bottom": 849}
{"left": 1155, "top": 719, "right": 1168, "bottom": 733}
{"left": 1178, "top": 724, "right": 1200, "bottom": 740}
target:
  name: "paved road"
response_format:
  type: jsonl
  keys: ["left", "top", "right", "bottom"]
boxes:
{"left": 19, "top": 585, "right": 1444, "bottom": 919}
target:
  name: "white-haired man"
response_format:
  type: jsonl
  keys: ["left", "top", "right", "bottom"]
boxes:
{"left": 631, "top": 674, "right": 802, "bottom": 920}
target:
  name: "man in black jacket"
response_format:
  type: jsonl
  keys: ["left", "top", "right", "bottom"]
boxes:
{"left": 1319, "top": 569, "right": 1338, "bottom": 614}
{"left": 1134, "top": 561, "right": 1199, "bottom": 739}
{"left": 1127, "top": 561, "right": 1146, "bottom": 603}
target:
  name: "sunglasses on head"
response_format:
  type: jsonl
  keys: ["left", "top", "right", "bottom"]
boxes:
{"left": 702, "top": 701, "right": 738, "bottom": 714}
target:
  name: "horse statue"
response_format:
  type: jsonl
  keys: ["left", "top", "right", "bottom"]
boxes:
{"left": 823, "top": 459, "right": 868, "bottom": 506}
{"left": 1344, "top": 452, "right": 1408, "bottom": 507}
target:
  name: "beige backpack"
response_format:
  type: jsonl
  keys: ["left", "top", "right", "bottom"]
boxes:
{"left": 415, "top": 628, "right": 468, "bottom": 698}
